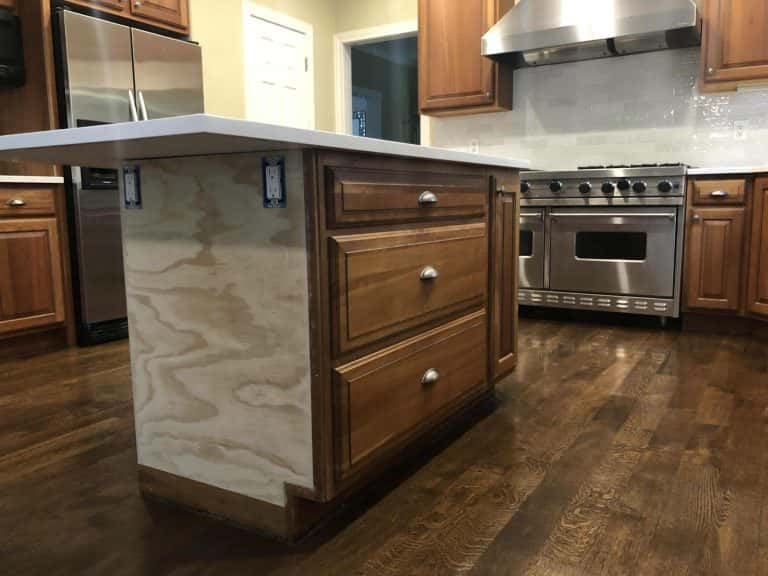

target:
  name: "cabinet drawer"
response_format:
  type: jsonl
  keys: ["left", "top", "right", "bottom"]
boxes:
{"left": 0, "top": 186, "right": 56, "bottom": 217}
{"left": 334, "top": 311, "right": 487, "bottom": 476}
{"left": 326, "top": 166, "right": 488, "bottom": 226}
{"left": 331, "top": 223, "right": 488, "bottom": 354}
{"left": 692, "top": 179, "right": 746, "bottom": 205}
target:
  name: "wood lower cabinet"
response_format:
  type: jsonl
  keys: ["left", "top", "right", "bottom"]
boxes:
{"left": 685, "top": 207, "right": 745, "bottom": 311}
{"left": 701, "top": 0, "right": 768, "bottom": 91}
{"left": 419, "top": 0, "right": 513, "bottom": 116}
{"left": 0, "top": 218, "right": 65, "bottom": 334}
{"left": 748, "top": 178, "right": 768, "bottom": 317}
{"left": 66, "top": 0, "right": 188, "bottom": 34}
{"left": 490, "top": 183, "right": 519, "bottom": 379}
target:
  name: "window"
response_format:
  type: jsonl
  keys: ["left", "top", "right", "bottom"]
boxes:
{"left": 575, "top": 232, "right": 647, "bottom": 261}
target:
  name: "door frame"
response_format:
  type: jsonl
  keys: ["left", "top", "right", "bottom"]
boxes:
{"left": 243, "top": 2, "right": 316, "bottom": 129}
{"left": 333, "top": 21, "right": 429, "bottom": 144}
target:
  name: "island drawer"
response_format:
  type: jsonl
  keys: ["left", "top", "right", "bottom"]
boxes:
{"left": 0, "top": 185, "right": 56, "bottom": 217}
{"left": 330, "top": 223, "right": 488, "bottom": 354}
{"left": 333, "top": 310, "right": 487, "bottom": 477}
{"left": 692, "top": 179, "right": 746, "bottom": 205}
{"left": 325, "top": 164, "right": 488, "bottom": 227}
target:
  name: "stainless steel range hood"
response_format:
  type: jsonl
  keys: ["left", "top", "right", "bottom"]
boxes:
{"left": 482, "top": 0, "right": 701, "bottom": 67}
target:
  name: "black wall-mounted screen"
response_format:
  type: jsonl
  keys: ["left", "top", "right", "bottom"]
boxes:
{"left": 0, "top": 10, "right": 25, "bottom": 87}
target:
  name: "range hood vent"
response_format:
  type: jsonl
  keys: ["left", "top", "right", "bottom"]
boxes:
{"left": 482, "top": 0, "right": 701, "bottom": 67}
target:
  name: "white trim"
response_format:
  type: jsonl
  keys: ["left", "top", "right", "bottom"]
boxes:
{"left": 243, "top": 1, "right": 316, "bottom": 129}
{"left": 333, "top": 20, "right": 418, "bottom": 138}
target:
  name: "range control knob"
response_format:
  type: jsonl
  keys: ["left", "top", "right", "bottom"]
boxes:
{"left": 632, "top": 181, "right": 648, "bottom": 193}
{"left": 578, "top": 182, "right": 592, "bottom": 194}
{"left": 549, "top": 180, "right": 564, "bottom": 193}
{"left": 617, "top": 178, "right": 632, "bottom": 192}
{"left": 521, "top": 181, "right": 531, "bottom": 194}
{"left": 601, "top": 182, "right": 616, "bottom": 195}
{"left": 657, "top": 180, "right": 674, "bottom": 193}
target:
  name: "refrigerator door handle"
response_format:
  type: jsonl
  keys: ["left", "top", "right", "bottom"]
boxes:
{"left": 128, "top": 90, "right": 139, "bottom": 122}
{"left": 137, "top": 90, "right": 149, "bottom": 121}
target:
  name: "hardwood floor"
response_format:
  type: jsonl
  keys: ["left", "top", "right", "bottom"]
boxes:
{"left": 1, "top": 317, "right": 767, "bottom": 575}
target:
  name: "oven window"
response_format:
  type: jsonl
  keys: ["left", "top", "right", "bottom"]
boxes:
{"left": 575, "top": 232, "right": 647, "bottom": 261}
{"left": 520, "top": 230, "right": 533, "bottom": 257}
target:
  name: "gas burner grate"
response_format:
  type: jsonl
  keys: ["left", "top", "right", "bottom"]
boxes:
{"left": 577, "top": 163, "right": 690, "bottom": 170}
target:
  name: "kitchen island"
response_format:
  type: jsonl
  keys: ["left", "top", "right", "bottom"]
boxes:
{"left": 0, "top": 115, "right": 528, "bottom": 539}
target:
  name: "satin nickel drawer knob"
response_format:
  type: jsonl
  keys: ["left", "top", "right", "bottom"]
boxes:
{"left": 418, "top": 191, "right": 438, "bottom": 205}
{"left": 421, "top": 368, "right": 440, "bottom": 386}
{"left": 6, "top": 198, "right": 26, "bottom": 208}
{"left": 419, "top": 266, "right": 439, "bottom": 281}
{"left": 692, "top": 213, "right": 702, "bottom": 223}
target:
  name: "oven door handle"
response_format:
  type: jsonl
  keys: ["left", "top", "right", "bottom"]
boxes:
{"left": 520, "top": 212, "right": 544, "bottom": 220}
{"left": 549, "top": 212, "right": 676, "bottom": 221}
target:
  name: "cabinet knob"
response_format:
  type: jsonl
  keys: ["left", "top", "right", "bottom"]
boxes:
{"left": 421, "top": 368, "right": 440, "bottom": 386}
{"left": 419, "top": 266, "right": 439, "bottom": 281}
{"left": 692, "top": 213, "right": 702, "bottom": 223}
{"left": 134, "top": 0, "right": 142, "bottom": 7}
{"left": 709, "top": 190, "right": 729, "bottom": 199}
{"left": 707, "top": 67, "right": 715, "bottom": 75}
{"left": 418, "top": 191, "right": 438, "bottom": 205}
{"left": 6, "top": 198, "right": 26, "bottom": 208}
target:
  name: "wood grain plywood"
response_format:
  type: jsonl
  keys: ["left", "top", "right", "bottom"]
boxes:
{"left": 122, "top": 151, "right": 313, "bottom": 507}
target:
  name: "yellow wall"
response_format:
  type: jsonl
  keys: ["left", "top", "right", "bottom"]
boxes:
{"left": 189, "top": 0, "right": 417, "bottom": 131}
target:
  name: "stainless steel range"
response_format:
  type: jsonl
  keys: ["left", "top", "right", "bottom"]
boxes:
{"left": 518, "top": 164, "right": 688, "bottom": 319}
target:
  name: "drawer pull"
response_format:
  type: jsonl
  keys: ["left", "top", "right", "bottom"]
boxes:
{"left": 419, "top": 266, "right": 439, "bottom": 281}
{"left": 418, "top": 191, "right": 438, "bottom": 205}
{"left": 421, "top": 368, "right": 440, "bottom": 386}
{"left": 692, "top": 213, "right": 702, "bottom": 223}
{"left": 709, "top": 190, "right": 729, "bottom": 199}
{"left": 6, "top": 198, "right": 26, "bottom": 208}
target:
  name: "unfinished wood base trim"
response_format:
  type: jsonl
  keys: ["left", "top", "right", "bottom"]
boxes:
{"left": 139, "top": 466, "right": 298, "bottom": 541}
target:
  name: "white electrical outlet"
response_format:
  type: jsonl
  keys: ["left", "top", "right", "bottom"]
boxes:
{"left": 469, "top": 140, "right": 480, "bottom": 154}
{"left": 734, "top": 120, "right": 748, "bottom": 141}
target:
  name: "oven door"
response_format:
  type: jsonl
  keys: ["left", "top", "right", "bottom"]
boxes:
{"left": 519, "top": 209, "right": 545, "bottom": 289}
{"left": 549, "top": 208, "right": 678, "bottom": 298}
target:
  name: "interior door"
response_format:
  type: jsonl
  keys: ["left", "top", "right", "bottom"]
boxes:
{"left": 244, "top": 14, "right": 314, "bottom": 129}
{"left": 132, "top": 28, "right": 204, "bottom": 120}
{"left": 748, "top": 178, "right": 768, "bottom": 317}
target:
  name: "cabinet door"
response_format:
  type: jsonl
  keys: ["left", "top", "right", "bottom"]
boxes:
{"left": 129, "top": 0, "right": 188, "bottom": 32}
{"left": 748, "top": 178, "right": 768, "bottom": 317}
{"left": 419, "top": 0, "right": 499, "bottom": 112}
{"left": 490, "top": 184, "right": 519, "bottom": 380}
{"left": 0, "top": 219, "right": 65, "bottom": 334}
{"left": 702, "top": 0, "right": 768, "bottom": 87}
{"left": 685, "top": 207, "right": 745, "bottom": 311}
{"left": 67, "top": 0, "right": 128, "bottom": 14}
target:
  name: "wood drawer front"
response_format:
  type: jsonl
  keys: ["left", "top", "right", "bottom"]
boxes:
{"left": 693, "top": 179, "right": 746, "bottom": 205}
{"left": 0, "top": 186, "right": 56, "bottom": 217}
{"left": 327, "top": 166, "right": 488, "bottom": 227}
{"left": 334, "top": 311, "right": 487, "bottom": 476}
{"left": 331, "top": 223, "right": 488, "bottom": 354}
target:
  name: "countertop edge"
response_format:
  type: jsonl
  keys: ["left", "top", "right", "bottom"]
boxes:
{"left": 688, "top": 166, "right": 768, "bottom": 176}
{"left": 0, "top": 175, "right": 65, "bottom": 184}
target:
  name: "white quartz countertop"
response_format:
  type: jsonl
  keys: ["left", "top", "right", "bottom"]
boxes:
{"left": 688, "top": 166, "right": 768, "bottom": 176}
{"left": 0, "top": 175, "right": 64, "bottom": 184}
{"left": 0, "top": 115, "right": 530, "bottom": 170}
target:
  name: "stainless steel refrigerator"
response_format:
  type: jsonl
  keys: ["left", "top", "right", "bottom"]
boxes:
{"left": 56, "top": 9, "right": 204, "bottom": 345}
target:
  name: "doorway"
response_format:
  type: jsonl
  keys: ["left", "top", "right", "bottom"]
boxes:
{"left": 334, "top": 22, "right": 423, "bottom": 144}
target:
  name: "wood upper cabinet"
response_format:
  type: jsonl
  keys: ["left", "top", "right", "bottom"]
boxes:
{"left": 67, "top": 0, "right": 128, "bottom": 14}
{"left": 490, "top": 176, "right": 519, "bottom": 380}
{"left": 701, "top": 0, "right": 768, "bottom": 90}
{"left": 0, "top": 0, "right": 17, "bottom": 11}
{"left": 748, "top": 178, "right": 768, "bottom": 317}
{"left": 419, "top": 0, "right": 513, "bottom": 115}
{"left": 129, "top": 0, "right": 188, "bottom": 32}
{"left": 0, "top": 218, "right": 65, "bottom": 334}
{"left": 66, "top": 0, "right": 188, "bottom": 33}
{"left": 685, "top": 206, "right": 745, "bottom": 311}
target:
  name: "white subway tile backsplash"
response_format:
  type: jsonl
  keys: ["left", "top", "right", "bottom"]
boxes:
{"left": 430, "top": 48, "right": 768, "bottom": 170}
